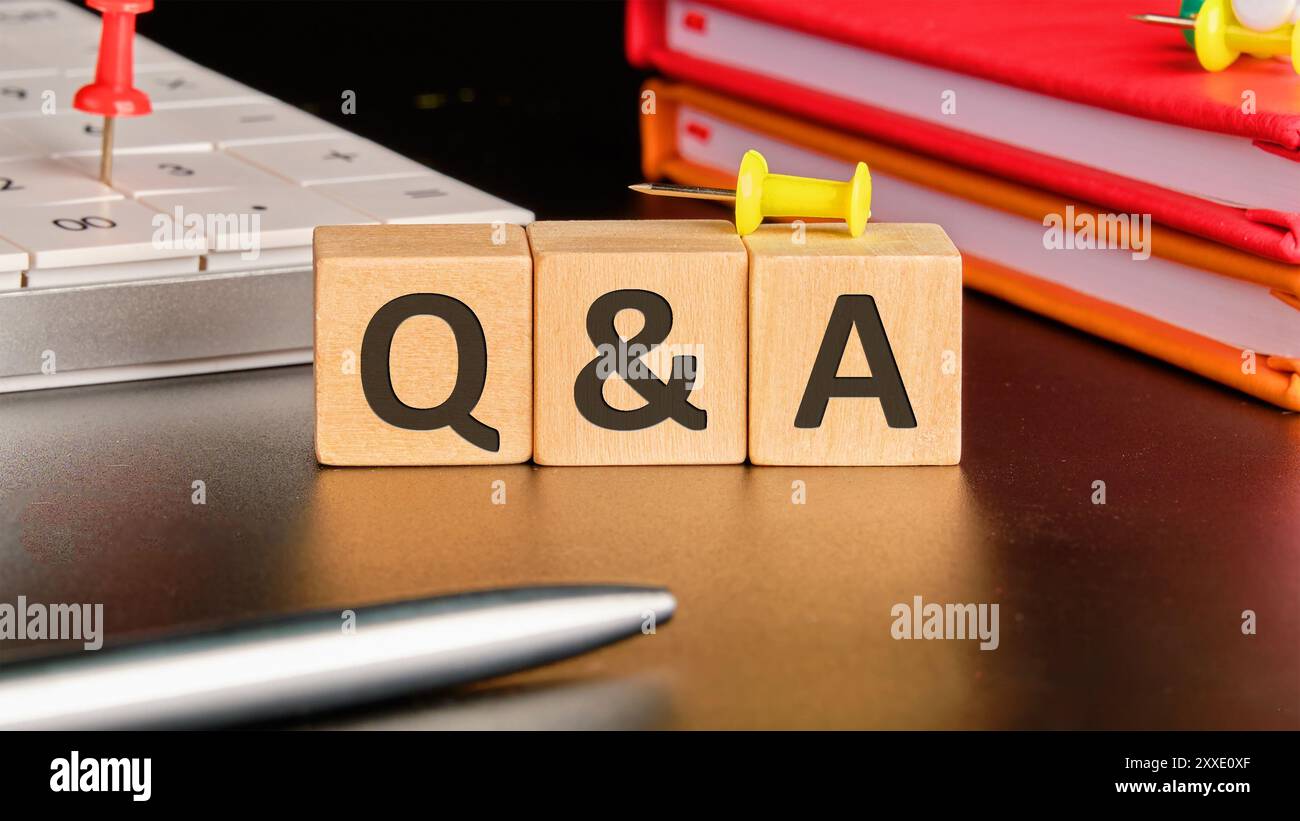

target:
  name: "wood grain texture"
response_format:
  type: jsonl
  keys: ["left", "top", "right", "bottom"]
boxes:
{"left": 315, "top": 224, "right": 532, "bottom": 465}
{"left": 529, "top": 220, "right": 747, "bottom": 465}
{"left": 746, "top": 223, "right": 961, "bottom": 466}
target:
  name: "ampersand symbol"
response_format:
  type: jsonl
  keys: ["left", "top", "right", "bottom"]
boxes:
{"left": 574, "top": 289, "right": 706, "bottom": 432}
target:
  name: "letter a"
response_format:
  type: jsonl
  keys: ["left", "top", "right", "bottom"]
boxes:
{"left": 794, "top": 295, "right": 916, "bottom": 429}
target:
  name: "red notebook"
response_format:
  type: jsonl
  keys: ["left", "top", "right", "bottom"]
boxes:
{"left": 626, "top": 0, "right": 1300, "bottom": 263}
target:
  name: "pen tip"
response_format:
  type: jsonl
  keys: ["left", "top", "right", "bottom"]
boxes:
{"left": 643, "top": 588, "right": 677, "bottom": 623}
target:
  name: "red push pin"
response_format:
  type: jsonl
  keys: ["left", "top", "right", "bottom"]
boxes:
{"left": 74, "top": 0, "right": 154, "bottom": 185}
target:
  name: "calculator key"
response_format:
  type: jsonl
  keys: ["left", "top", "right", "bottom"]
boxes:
{"left": 0, "top": 235, "right": 28, "bottom": 275}
{"left": 0, "top": 1, "right": 98, "bottom": 37}
{"left": 0, "top": 65, "right": 57, "bottom": 82}
{"left": 0, "top": 55, "right": 58, "bottom": 81}
{"left": 0, "top": 199, "right": 197, "bottom": 269}
{"left": 132, "top": 66, "right": 267, "bottom": 110}
{"left": 22, "top": 254, "right": 200, "bottom": 290}
{"left": 139, "top": 184, "right": 374, "bottom": 254}
{"left": 61, "top": 151, "right": 284, "bottom": 197}
{"left": 0, "top": 124, "right": 40, "bottom": 161}
{"left": 21, "top": 111, "right": 211, "bottom": 156}
{"left": 153, "top": 102, "right": 342, "bottom": 148}
{"left": 0, "top": 157, "right": 121, "bottom": 205}
{"left": 313, "top": 173, "right": 535, "bottom": 224}
{"left": 47, "top": 36, "right": 190, "bottom": 78}
{"left": 0, "top": 74, "right": 76, "bottom": 119}
{"left": 8, "top": 28, "right": 189, "bottom": 77}
{"left": 226, "top": 137, "right": 431, "bottom": 186}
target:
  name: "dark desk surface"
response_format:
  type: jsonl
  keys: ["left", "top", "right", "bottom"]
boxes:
{"left": 1, "top": 288, "right": 1296, "bottom": 729}
{"left": 0, "top": 0, "right": 1295, "bottom": 730}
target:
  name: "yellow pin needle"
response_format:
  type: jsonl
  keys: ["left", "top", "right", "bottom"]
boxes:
{"left": 630, "top": 149, "right": 872, "bottom": 237}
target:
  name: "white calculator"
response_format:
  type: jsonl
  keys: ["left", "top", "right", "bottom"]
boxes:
{"left": 0, "top": 0, "right": 534, "bottom": 392}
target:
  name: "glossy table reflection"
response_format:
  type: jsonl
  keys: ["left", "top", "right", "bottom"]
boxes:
{"left": 1, "top": 291, "right": 1296, "bottom": 729}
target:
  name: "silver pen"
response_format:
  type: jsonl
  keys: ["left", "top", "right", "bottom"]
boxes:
{"left": 0, "top": 585, "right": 676, "bottom": 730}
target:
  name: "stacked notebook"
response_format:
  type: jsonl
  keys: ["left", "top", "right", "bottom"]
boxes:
{"left": 626, "top": 0, "right": 1300, "bottom": 410}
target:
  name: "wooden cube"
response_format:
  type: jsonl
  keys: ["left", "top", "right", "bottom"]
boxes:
{"left": 746, "top": 223, "right": 961, "bottom": 466}
{"left": 314, "top": 223, "right": 532, "bottom": 465}
{"left": 529, "top": 220, "right": 747, "bottom": 465}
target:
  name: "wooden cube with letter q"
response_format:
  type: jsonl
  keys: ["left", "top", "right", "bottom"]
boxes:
{"left": 529, "top": 220, "right": 748, "bottom": 465}
{"left": 746, "top": 223, "right": 961, "bottom": 466}
{"left": 314, "top": 223, "right": 532, "bottom": 465}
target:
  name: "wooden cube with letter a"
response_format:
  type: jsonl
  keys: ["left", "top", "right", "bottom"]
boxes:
{"left": 746, "top": 223, "right": 961, "bottom": 466}
{"left": 529, "top": 220, "right": 747, "bottom": 465}
{"left": 314, "top": 223, "right": 532, "bottom": 465}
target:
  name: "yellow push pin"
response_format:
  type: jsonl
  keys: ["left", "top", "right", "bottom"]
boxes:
{"left": 1133, "top": 0, "right": 1300, "bottom": 73}
{"left": 629, "top": 149, "right": 872, "bottom": 237}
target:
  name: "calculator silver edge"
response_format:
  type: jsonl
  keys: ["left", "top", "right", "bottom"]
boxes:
{"left": 0, "top": 266, "right": 313, "bottom": 390}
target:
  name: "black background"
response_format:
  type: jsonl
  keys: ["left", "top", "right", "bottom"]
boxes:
{"left": 6, "top": 729, "right": 1290, "bottom": 807}
{"left": 137, "top": 0, "right": 680, "bottom": 220}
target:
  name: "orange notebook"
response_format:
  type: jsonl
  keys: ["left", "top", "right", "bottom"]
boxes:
{"left": 640, "top": 80, "right": 1300, "bottom": 411}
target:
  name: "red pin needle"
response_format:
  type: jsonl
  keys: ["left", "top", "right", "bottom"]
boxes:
{"left": 73, "top": 0, "right": 154, "bottom": 185}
